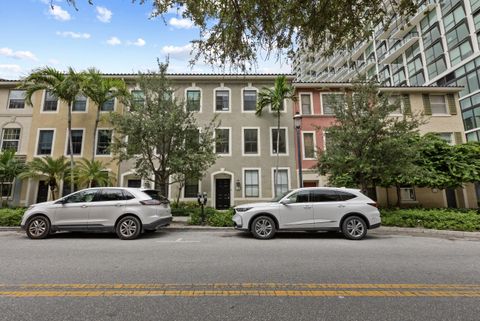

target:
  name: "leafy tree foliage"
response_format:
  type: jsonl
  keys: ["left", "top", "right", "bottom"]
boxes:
{"left": 110, "top": 61, "right": 218, "bottom": 197}
{"left": 0, "top": 150, "right": 26, "bottom": 207}
{"left": 63, "top": 0, "right": 418, "bottom": 70}
{"left": 75, "top": 158, "right": 114, "bottom": 188}
{"left": 317, "top": 81, "right": 423, "bottom": 196}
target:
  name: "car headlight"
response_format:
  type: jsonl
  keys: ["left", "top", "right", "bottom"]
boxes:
{"left": 235, "top": 207, "right": 252, "bottom": 213}
{"left": 27, "top": 205, "right": 35, "bottom": 210}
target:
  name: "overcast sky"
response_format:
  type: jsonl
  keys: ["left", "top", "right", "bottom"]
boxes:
{"left": 0, "top": 0, "right": 292, "bottom": 80}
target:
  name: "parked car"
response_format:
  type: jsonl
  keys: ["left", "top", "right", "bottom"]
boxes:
{"left": 232, "top": 187, "right": 381, "bottom": 240}
{"left": 21, "top": 188, "right": 172, "bottom": 240}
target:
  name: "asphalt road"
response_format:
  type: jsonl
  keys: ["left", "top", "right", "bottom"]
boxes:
{"left": 0, "top": 229, "right": 479, "bottom": 321}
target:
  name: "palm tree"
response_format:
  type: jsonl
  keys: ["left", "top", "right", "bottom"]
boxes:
{"left": 75, "top": 158, "right": 113, "bottom": 188}
{"left": 256, "top": 76, "right": 296, "bottom": 196}
{"left": 82, "top": 68, "right": 128, "bottom": 161}
{"left": 20, "top": 67, "right": 84, "bottom": 194}
{"left": 19, "top": 156, "right": 69, "bottom": 201}
{"left": 0, "top": 150, "right": 26, "bottom": 207}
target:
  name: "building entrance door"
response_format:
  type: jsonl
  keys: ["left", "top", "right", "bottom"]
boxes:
{"left": 215, "top": 179, "right": 231, "bottom": 209}
{"left": 36, "top": 181, "right": 49, "bottom": 203}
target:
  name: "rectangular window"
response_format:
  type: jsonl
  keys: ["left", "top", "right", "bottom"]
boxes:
{"left": 127, "top": 179, "right": 141, "bottom": 188}
{"left": 8, "top": 90, "right": 26, "bottom": 109}
{"left": 186, "top": 90, "right": 201, "bottom": 112}
{"left": 271, "top": 128, "right": 286, "bottom": 154}
{"left": 43, "top": 91, "right": 58, "bottom": 111}
{"left": 322, "top": 93, "right": 344, "bottom": 115}
{"left": 215, "top": 128, "right": 230, "bottom": 154}
{"left": 438, "top": 132, "right": 454, "bottom": 145}
{"left": 430, "top": 95, "right": 448, "bottom": 114}
{"left": 37, "top": 130, "right": 54, "bottom": 155}
{"left": 443, "top": 5, "right": 466, "bottom": 32}
{"left": 388, "top": 95, "right": 403, "bottom": 114}
{"left": 66, "top": 130, "right": 83, "bottom": 155}
{"left": 450, "top": 41, "right": 473, "bottom": 66}
{"left": 243, "top": 90, "right": 257, "bottom": 111}
{"left": 244, "top": 170, "right": 260, "bottom": 197}
{"left": 303, "top": 132, "right": 315, "bottom": 159}
{"left": 422, "top": 24, "right": 441, "bottom": 48}
{"left": 101, "top": 97, "right": 115, "bottom": 111}
{"left": 427, "top": 57, "right": 447, "bottom": 78}
{"left": 425, "top": 41, "right": 444, "bottom": 64}
{"left": 243, "top": 128, "right": 258, "bottom": 154}
{"left": 409, "top": 71, "right": 425, "bottom": 86}
{"left": 273, "top": 169, "right": 289, "bottom": 197}
{"left": 400, "top": 187, "right": 416, "bottom": 201}
{"left": 407, "top": 56, "right": 423, "bottom": 76}
{"left": 96, "top": 129, "right": 112, "bottom": 155}
{"left": 131, "top": 90, "right": 145, "bottom": 107}
{"left": 72, "top": 94, "right": 87, "bottom": 112}
{"left": 300, "top": 94, "right": 312, "bottom": 115}
{"left": 420, "top": 10, "right": 437, "bottom": 34}
{"left": 1, "top": 128, "right": 21, "bottom": 152}
{"left": 215, "top": 90, "right": 230, "bottom": 111}
{"left": 446, "top": 22, "right": 469, "bottom": 49}
{"left": 1, "top": 182, "right": 12, "bottom": 198}
{"left": 392, "top": 69, "right": 406, "bottom": 86}
{"left": 184, "top": 178, "right": 199, "bottom": 198}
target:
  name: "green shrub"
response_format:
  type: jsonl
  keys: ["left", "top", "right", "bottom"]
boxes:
{"left": 0, "top": 208, "right": 26, "bottom": 226}
{"left": 171, "top": 201, "right": 198, "bottom": 210}
{"left": 380, "top": 208, "right": 480, "bottom": 232}
{"left": 207, "top": 209, "right": 235, "bottom": 227}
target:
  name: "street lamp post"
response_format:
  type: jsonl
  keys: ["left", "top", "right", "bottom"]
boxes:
{"left": 294, "top": 112, "right": 303, "bottom": 188}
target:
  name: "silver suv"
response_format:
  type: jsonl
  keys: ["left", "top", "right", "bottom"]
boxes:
{"left": 233, "top": 187, "right": 381, "bottom": 240}
{"left": 21, "top": 188, "right": 172, "bottom": 240}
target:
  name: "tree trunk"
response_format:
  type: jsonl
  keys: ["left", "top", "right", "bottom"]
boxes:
{"left": 155, "top": 175, "right": 169, "bottom": 198}
{"left": 50, "top": 185, "right": 56, "bottom": 201}
{"left": 91, "top": 103, "right": 101, "bottom": 161}
{"left": 68, "top": 102, "right": 75, "bottom": 194}
{"left": 274, "top": 111, "right": 280, "bottom": 196}
{"left": 395, "top": 184, "right": 402, "bottom": 207}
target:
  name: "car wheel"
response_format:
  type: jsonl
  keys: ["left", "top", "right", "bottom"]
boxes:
{"left": 116, "top": 216, "right": 141, "bottom": 240}
{"left": 342, "top": 216, "right": 367, "bottom": 240}
{"left": 26, "top": 216, "right": 50, "bottom": 239}
{"left": 251, "top": 216, "right": 276, "bottom": 240}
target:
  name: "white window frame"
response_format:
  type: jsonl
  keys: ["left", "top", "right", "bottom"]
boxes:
{"left": 438, "top": 132, "right": 454, "bottom": 145}
{"left": 183, "top": 178, "right": 201, "bottom": 199}
{"left": 71, "top": 94, "right": 88, "bottom": 113}
{"left": 298, "top": 92, "right": 313, "bottom": 115}
{"left": 241, "top": 85, "right": 258, "bottom": 113}
{"left": 271, "top": 167, "right": 291, "bottom": 198}
{"left": 269, "top": 127, "right": 289, "bottom": 156}
{"left": 322, "top": 130, "right": 330, "bottom": 151}
{"left": 242, "top": 167, "right": 262, "bottom": 198}
{"left": 388, "top": 95, "right": 404, "bottom": 116}
{"left": 430, "top": 95, "right": 449, "bottom": 116}
{"left": 241, "top": 127, "right": 261, "bottom": 156}
{"left": 95, "top": 128, "right": 113, "bottom": 157}
{"left": 268, "top": 98, "right": 289, "bottom": 114}
{"left": 302, "top": 131, "right": 317, "bottom": 160}
{"left": 41, "top": 90, "right": 59, "bottom": 113}
{"left": 214, "top": 127, "right": 232, "bottom": 156}
{"left": 64, "top": 128, "right": 85, "bottom": 157}
{"left": 320, "top": 93, "right": 344, "bottom": 116}
{"left": 213, "top": 86, "right": 232, "bottom": 113}
{"left": 1, "top": 127, "right": 21, "bottom": 152}
{"left": 7, "top": 90, "right": 26, "bottom": 109}
{"left": 185, "top": 84, "right": 202, "bottom": 113}
{"left": 100, "top": 95, "right": 116, "bottom": 113}
{"left": 35, "top": 128, "right": 56, "bottom": 157}
{"left": 400, "top": 187, "right": 416, "bottom": 201}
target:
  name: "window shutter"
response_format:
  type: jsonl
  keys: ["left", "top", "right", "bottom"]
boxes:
{"left": 447, "top": 94, "right": 457, "bottom": 115}
{"left": 422, "top": 94, "right": 432, "bottom": 115}
{"left": 402, "top": 94, "right": 411, "bottom": 115}
{"left": 454, "top": 132, "right": 463, "bottom": 144}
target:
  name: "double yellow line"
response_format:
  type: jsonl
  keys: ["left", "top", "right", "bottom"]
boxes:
{"left": 1, "top": 283, "right": 480, "bottom": 298}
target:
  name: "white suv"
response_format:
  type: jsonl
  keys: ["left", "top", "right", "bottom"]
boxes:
{"left": 233, "top": 187, "right": 381, "bottom": 240}
{"left": 21, "top": 188, "right": 172, "bottom": 240}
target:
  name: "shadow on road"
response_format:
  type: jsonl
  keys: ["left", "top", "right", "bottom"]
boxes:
{"left": 231, "top": 230, "right": 385, "bottom": 241}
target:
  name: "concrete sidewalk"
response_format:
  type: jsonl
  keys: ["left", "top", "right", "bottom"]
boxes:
{"left": 2, "top": 216, "right": 480, "bottom": 239}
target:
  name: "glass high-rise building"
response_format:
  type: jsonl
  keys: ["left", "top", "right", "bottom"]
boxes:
{"left": 293, "top": 0, "right": 480, "bottom": 141}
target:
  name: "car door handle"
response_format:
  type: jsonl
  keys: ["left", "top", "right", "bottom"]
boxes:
{"left": 303, "top": 206, "right": 312, "bottom": 209}
{"left": 81, "top": 205, "right": 88, "bottom": 208}
{"left": 115, "top": 204, "right": 122, "bottom": 207}
{"left": 337, "top": 204, "right": 346, "bottom": 208}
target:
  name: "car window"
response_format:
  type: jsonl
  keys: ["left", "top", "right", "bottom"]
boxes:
{"left": 123, "top": 190, "right": 136, "bottom": 200}
{"left": 63, "top": 189, "right": 99, "bottom": 203}
{"left": 336, "top": 191, "right": 357, "bottom": 201}
{"left": 96, "top": 189, "right": 126, "bottom": 201}
{"left": 310, "top": 190, "right": 341, "bottom": 202}
{"left": 286, "top": 190, "right": 309, "bottom": 203}
{"left": 142, "top": 190, "right": 167, "bottom": 202}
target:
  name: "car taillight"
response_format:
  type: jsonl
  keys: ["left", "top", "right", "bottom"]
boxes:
{"left": 367, "top": 202, "right": 378, "bottom": 208}
{"left": 140, "top": 199, "right": 162, "bottom": 205}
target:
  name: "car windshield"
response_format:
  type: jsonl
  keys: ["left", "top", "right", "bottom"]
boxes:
{"left": 271, "top": 190, "right": 292, "bottom": 202}
{"left": 142, "top": 190, "right": 169, "bottom": 203}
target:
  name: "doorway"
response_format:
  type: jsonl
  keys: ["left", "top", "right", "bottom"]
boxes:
{"left": 215, "top": 178, "right": 231, "bottom": 209}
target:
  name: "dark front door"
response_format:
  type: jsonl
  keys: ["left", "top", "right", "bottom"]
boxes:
{"left": 215, "top": 179, "right": 231, "bottom": 210}
{"left": 36, "top": 181, "right": 49, "bottom": 203}
{"left": 446, "top": 188, "right": 457, "bottom": 208}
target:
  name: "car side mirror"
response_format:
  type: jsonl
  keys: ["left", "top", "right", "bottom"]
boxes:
{"left": 280, "top": 199, "right": 292, "bottom": 205}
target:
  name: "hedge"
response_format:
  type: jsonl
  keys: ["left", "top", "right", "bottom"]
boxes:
{"left": 0, "top": 208, "right": 26, "bottom": 226}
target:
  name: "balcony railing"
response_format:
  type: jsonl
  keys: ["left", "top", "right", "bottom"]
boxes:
{"left": 390, "top": 0, "right": 437, "bottom": 39}
{"left": 379, "top": 32, "right": 420, "bottom": 64}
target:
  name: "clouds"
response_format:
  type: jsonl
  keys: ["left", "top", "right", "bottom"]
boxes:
{"left": 128, "top": 38, "right": 146, "bottom": 47}
{"left": 0, "top": 48, "right": 38, "bottom": 61}
{"left": 169, "top": 17, "right": 194, "bottom": 29}
{"left": 107, "top": 37, "right": 122, "bottom": 46}
{"left": 161, "top": 44, "right": 192, "bottom": 59}
{"left": 96, "top": 6, "right": 112, "bottom": 23}
{"left": 56, "top": 31, "right": 91, "bottom": 39}
{"left": 48, "top": 5, "right": 71, "bottom": 21}
{"left": 0, "top": 64, "right": 23, "bottom": 80}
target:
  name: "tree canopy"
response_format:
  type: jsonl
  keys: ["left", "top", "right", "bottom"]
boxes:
{"left": 63, "top": 0, "right": 418, "bottom": 71}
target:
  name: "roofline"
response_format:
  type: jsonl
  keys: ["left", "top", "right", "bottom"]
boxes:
{"left": 292, "top": 82, "right": 463, "bottom": 93}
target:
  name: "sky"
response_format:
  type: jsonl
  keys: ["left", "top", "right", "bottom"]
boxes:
{"left": 0, "top": 0, "right": 292, "bottom": 80}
